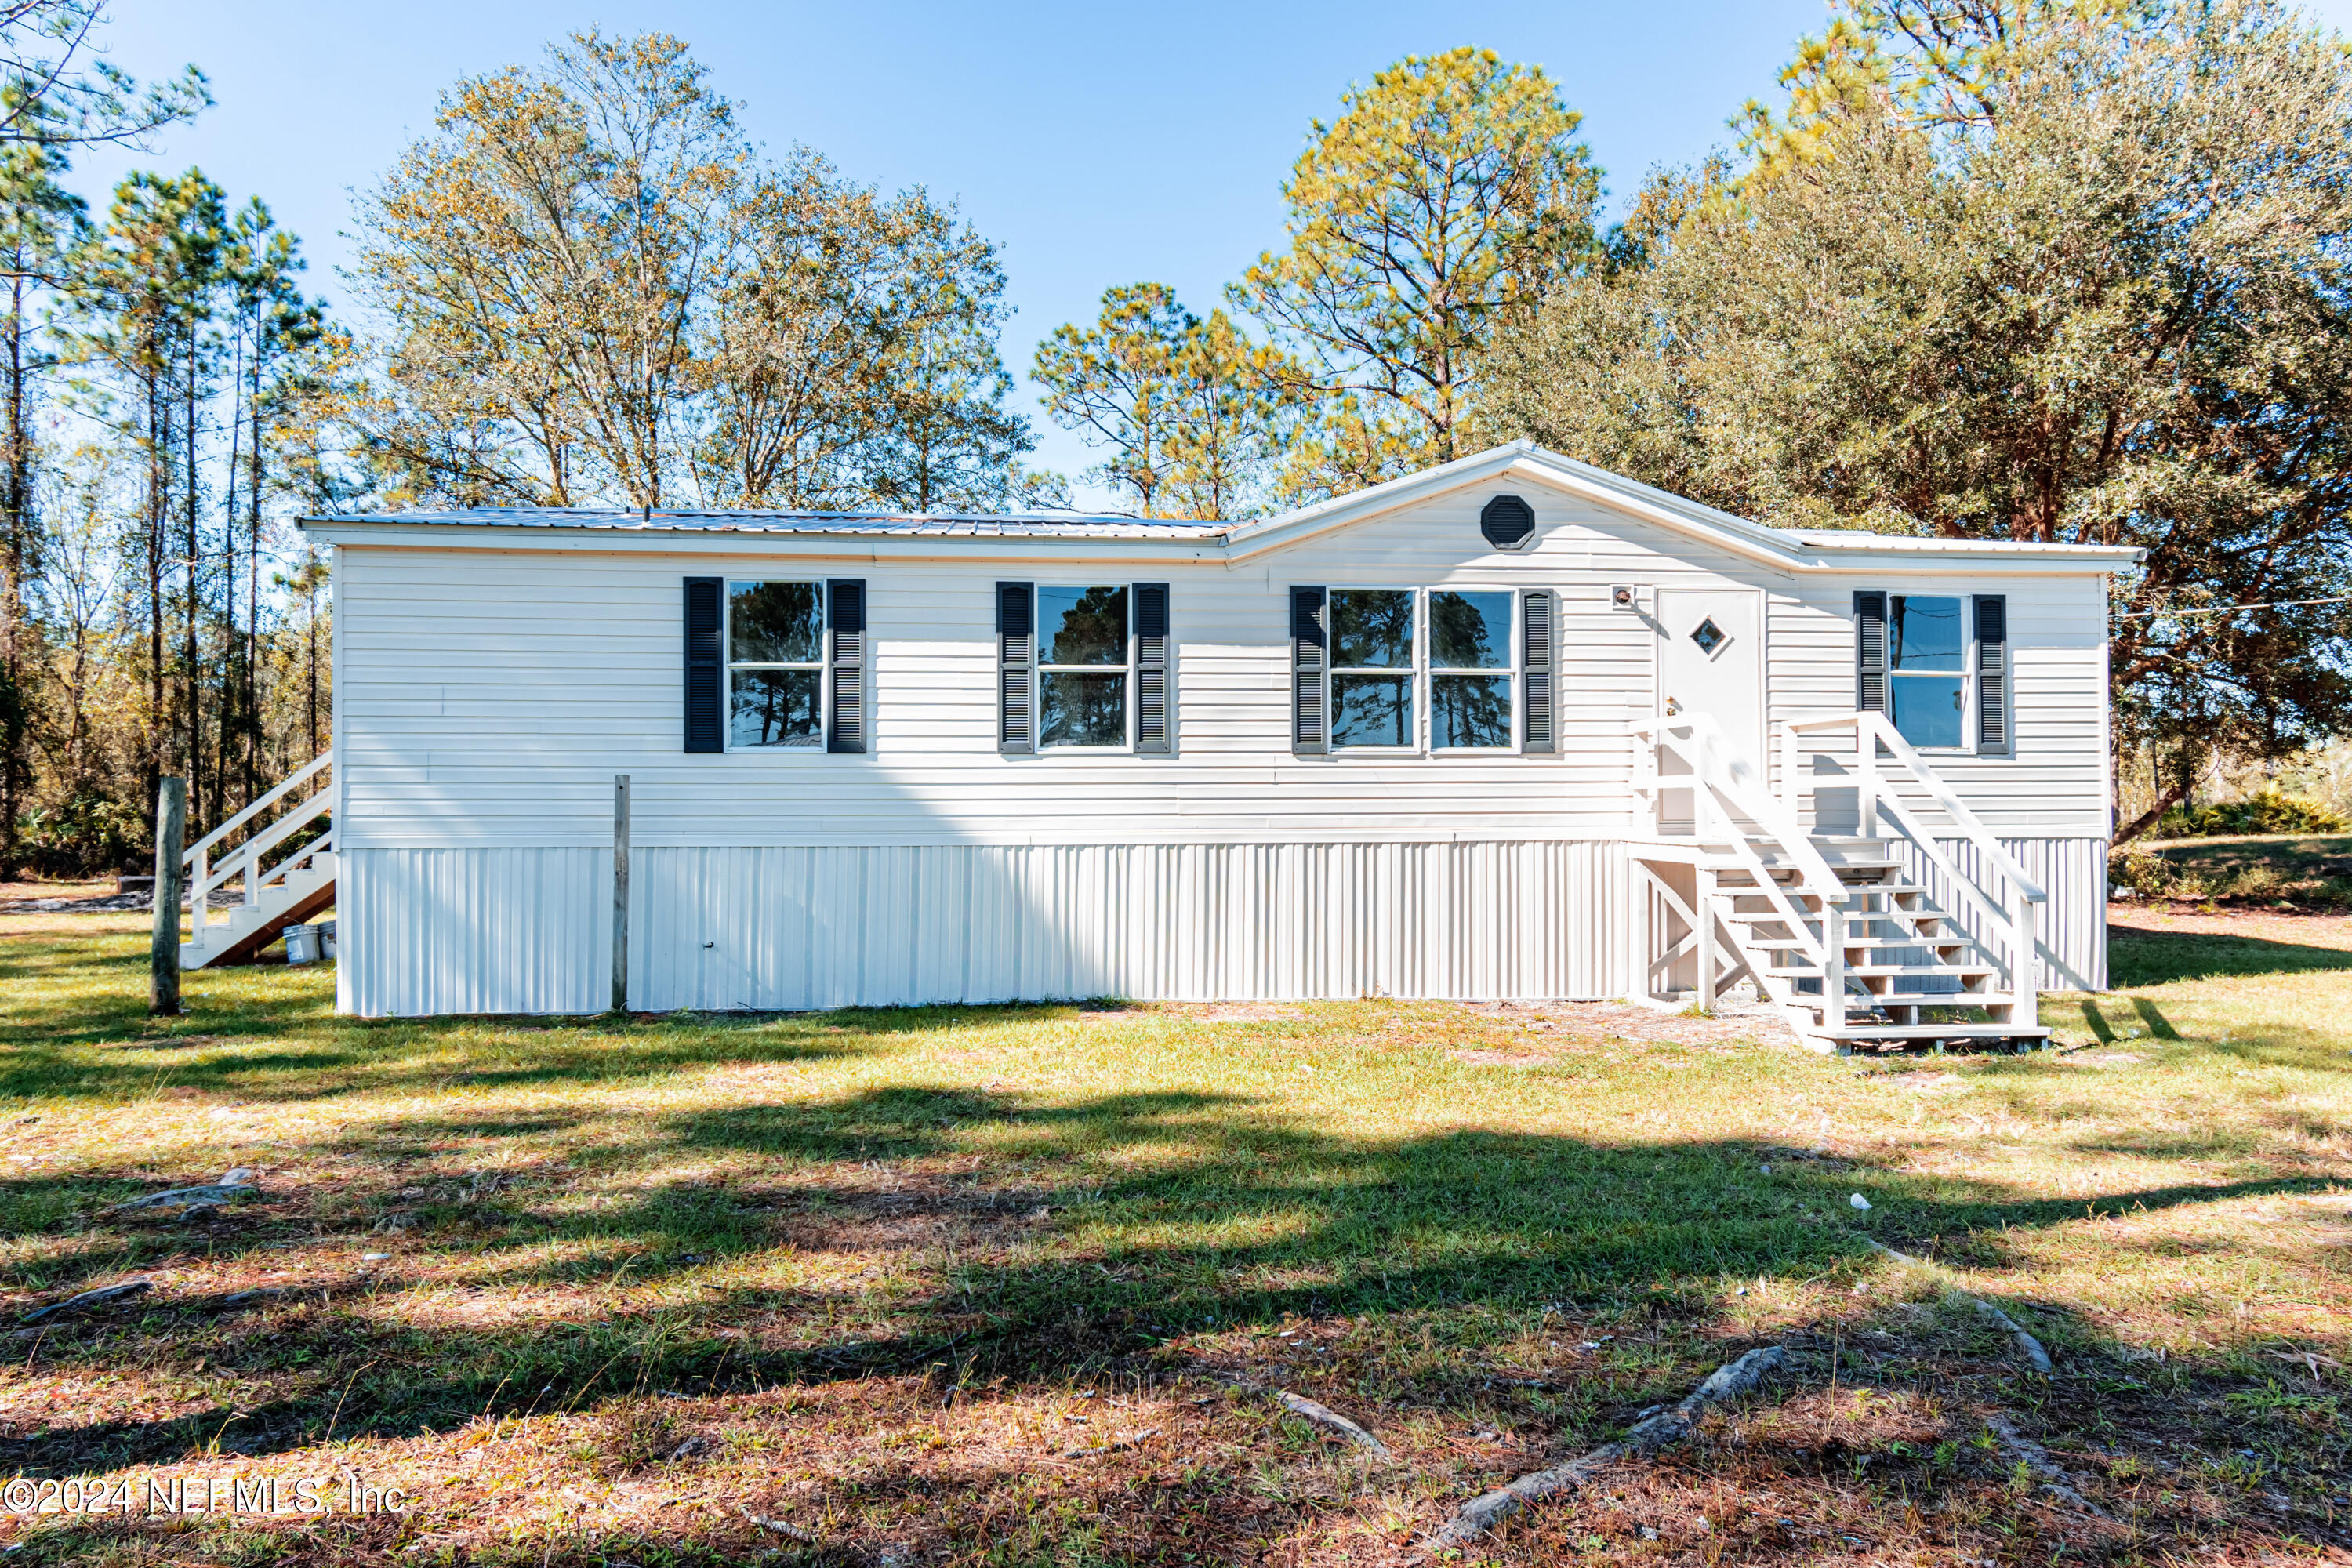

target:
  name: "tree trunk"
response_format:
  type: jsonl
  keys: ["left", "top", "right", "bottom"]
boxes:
{"left": 2112, "top": 780, "right": 2191, "bottom": 848}
{"left": 183, "top": 330, "right": 203, "bottom": 833}
{"left": 145, "top": 362, "right": 164, "bottom": 846}
{"left": 245, "top": 335, "right": 263, "bottom": 799}
{"left": 0, "top": 263, "right": 26, "bottom": 880}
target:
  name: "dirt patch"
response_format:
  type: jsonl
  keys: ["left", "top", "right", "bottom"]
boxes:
{"left": 1169, "top": 1003, "right": 1307, "bottom": 1022}
{"left": 2061, "top": 1048, "right": 2146, "bottom": 1066}
{"left": 2109, "top": 899, "right": 2352, "bottom": 948}
{"left": 1505, "top": 998, "right": 1797, "bottom": 1049}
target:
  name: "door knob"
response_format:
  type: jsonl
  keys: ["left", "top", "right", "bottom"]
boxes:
{"left": 1664, "top": 696, "right": 1682, "bottom": 716}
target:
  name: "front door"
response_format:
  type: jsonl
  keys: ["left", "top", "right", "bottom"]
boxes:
{"left": 1655, "top": 588, "right": 1766, "bottom": 820}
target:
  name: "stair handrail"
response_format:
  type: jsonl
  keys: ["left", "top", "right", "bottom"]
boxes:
{"left": 1780, "top": 710, "right": 2044, "bottom": 1023}
{"left": 201, "top": 790, "right": 331, "bottom": 898}
{"left": 1632, "top": 714, "right": 1850, "bottom": 1017}
{"left": 184, "top": 753, "right": 330, "bottom": 866}
{"left": 252, "top": 827, "right": 332, "bottom": 895}
{"left": 1631, "top": 713, "right": 1848, "bottom": 898}
{"left": 1782, "top": 713, "right": 2045, "bottom": 902}
{"left": 183, "top": 753, "right": 332, "bottom": 952}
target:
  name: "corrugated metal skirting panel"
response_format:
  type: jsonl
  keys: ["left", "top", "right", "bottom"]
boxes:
{"left": 340, "top": 841, "right": 1627, "bottom": 1014}
{"left": 635, "top": 841, "right": 1628, "bottom": 1011}
{"left": 1894, "top": 837, "right": 2108, "bottom": 993}
{"left": 341, "top": 848, "right": 608, "bottom": 1017}
{"left": 338, "top": 837, "right": 2107, "bottom": 1016}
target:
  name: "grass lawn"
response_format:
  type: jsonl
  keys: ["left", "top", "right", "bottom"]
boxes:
{"left": 0, "top": 905, "right": 2347, "bottom": 1565}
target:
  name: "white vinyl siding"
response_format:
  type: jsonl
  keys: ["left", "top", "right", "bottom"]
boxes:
{"left": 332, "top": 478, "right": 2112, "bottom": 848}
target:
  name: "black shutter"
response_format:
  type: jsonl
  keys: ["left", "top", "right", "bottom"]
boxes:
{"left": 997, "top": 582, "right": 1034, "bottom": 755}
{"left": 1973, "top": 593, "right": 2010, "bottom": 754}
{"left": 1853, "top": 590, "right": 1889, "bottom": 716}
{"left": 1134, "top": 582, "right": 1171, "bottom": 755}
{"left": 1290, "top": 586, "right": 1327, "bottom": 755}
{"left": 826, "top": 579, "right": 867, "bottom": 754}
{"left": 1521, "top": 589, "right": 1555, "bottom": 753}
{"left": 684, "top": 575, "right": 724, "bottom": 753}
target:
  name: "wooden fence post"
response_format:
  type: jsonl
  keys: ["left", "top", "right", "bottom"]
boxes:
{"left": 612, "top": 775, "right": 630, "bottom": 1014}
{"left": 151, "top": 777, "right": 184, "bottom": 1016}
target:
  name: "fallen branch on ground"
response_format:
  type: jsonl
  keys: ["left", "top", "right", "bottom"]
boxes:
{"left": 1865, "top": 1239, "right": 2053, "bottom": 1374}
{"left": 1062, "top": 1425, "right": 1160, "bottom": 1458}
{"left": 1279, "top": 1391, "right": 1392, "bottom": 1459}
{"left": 1421, "top": 1345, "right": 1788, "bottom": 1552}
{"left": 20, "top": 1278, "right": 151, "bottom": 1324}
{"left": 103, "top": 1181, "right": 257, "bottom": 1216}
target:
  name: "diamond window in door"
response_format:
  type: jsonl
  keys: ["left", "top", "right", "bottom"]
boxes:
{"left": 1689, "top": 616, "right": 1727, "bottom": 656}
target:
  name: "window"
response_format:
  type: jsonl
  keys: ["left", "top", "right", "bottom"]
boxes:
{"left": 1429, "top": 590, "right": 1514, "bottom": 749}
{"left": 1039, "top": 585, "right": 1129, "bottom": 747}
{"left": 1857, "top": 590, "right": 2009, "bottom": 754}
{"left": 1889, "top": 594, "right": 1965, "bottom": 750}
{"left": 1330, "top": 589, "right": 1416, "bottom": 748}
{"left": 1304, "top": 586, "right": 1526, "bottom": 753}
{"left": 728, "top": 580, "right": 824, "bottom": 749}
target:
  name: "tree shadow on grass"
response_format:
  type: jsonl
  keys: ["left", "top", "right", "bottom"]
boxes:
{"left": 11, "top": 1083, "right": 2345, "bottom": 1475}
{"left": 0, "top": 997, "right": 1083, "bottom": 1104}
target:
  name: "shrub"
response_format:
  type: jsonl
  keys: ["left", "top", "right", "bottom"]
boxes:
{"left": 2152, "top": 789, "right": 2350, "bottom": 840}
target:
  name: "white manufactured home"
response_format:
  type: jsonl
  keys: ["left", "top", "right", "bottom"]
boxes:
{"left": 182, "top": 442, "right": 2137, "bottom": 1049}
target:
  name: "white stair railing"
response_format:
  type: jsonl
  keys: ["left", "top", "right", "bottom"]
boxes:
{"left": 1779, "top": 713, "right": 2045, "bottom": 1023}
{"left": 183, "top": 754, "right": 332, "bottom": 956}
{"left": 1631, "top": 714, "right": 1853, "bottom": 1024}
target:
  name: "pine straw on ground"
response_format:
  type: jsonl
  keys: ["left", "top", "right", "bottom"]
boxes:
{"left": 0, "top": 907, "right": 2347, "bottom": 1565}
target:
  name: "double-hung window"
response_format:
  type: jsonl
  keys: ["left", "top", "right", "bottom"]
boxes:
{"left": 996, "top": 581, "right": 1171, "bottom": 756}
{"left": 1038, "top": 585, "right": 1130, "bottom": 747}
{"left": 728, "top": 580, "right": 824, "bottom": 749}
{"left": 1855, "top": 590, "right": 2011, "bottom": 754}
{"left": 1330, "top": 589, "right": 1417, "bottom": 748}
{"left": 1301, "top": 586, "right": 1541, "bottom": 753}
{"left": 1888, "top": 595, "right": 1965, "bottom": 750}
{"left": 1428, "top": 590, "right": 1514, "bottom": 748}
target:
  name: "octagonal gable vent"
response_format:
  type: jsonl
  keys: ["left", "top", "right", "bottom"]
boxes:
{"left": 1480, "top": 493, "right": 1535, "bottom": 551}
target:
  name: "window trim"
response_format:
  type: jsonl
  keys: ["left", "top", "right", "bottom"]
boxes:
{"left": 1316, "top": 584, "right": 1526, "bottom": 757}
{"left": 1036, "top": 582, "right": 1136, "bottom": 753}
{"left": 722, "top": 576, "right": 830, "bottom": 754}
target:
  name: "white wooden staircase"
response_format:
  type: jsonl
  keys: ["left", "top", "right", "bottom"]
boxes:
{"left": 180, "top": 754, "right": 336, "bottom": 969}
{"left": 1629, "top": 713, "right": 2048, "bottom": 1052}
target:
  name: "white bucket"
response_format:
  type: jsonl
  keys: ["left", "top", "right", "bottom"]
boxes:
{"left": 319, "top": 919, "right": 337, "bottom": 959}
{"left": 285, "top": 924, "right": 320, "bottom": 965}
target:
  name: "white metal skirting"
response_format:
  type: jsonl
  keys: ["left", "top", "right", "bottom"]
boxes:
{"left": 1893, "top": 836, "right": 2109, "bottom": 993}
{"left": 339, "top": 846, "right": 611, "bottom": 1017}
{"left": 336, "top": 837, "right": 2109, "bottom": 1017}
{"left": 341, "top": 840, "right": 1625, "bottom": 1015}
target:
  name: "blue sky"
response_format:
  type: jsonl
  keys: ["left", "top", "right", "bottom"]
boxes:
{"left": 78, "top": 0, "right": 2352, "bottom": 505}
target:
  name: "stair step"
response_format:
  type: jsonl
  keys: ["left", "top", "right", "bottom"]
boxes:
{"left": 1755, "top": 962, "right": 1996, "bottom": 979}
{"left": 1725, "top": 909, "right": 1956, "bottom": 929}
{"left": 1802, "top": 1024, "right": 2051, "bottom": 1042}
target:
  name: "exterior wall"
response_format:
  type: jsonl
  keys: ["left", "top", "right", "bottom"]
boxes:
{"left": 337, "top": 836, "right": 2108, "bottom": 1017}
{"left": 332, "top": 472, "right": 2113, "bottom": 849}
{"left": 326, "top": 466, "right": 2118, "bottom": 1016}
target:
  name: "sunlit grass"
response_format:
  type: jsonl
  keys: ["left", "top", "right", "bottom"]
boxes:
{"left": 0, "top": 906, "right": 2347, "bottom": 1563}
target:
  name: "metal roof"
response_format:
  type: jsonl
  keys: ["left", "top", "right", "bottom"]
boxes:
{"left": 303, "top": 506, "right": 1231, "bottom": 540}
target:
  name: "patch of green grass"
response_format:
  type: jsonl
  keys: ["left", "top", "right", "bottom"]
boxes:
{"left": 1, "top": 909, "right": 2347, "bottom": 1564}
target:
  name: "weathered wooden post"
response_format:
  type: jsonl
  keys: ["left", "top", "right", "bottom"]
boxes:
{"left": 612, "top": 774, "right": 630, "bottom": 1014}
{"left": 151, "top": 776, "right": 185, "bottom": 1016}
